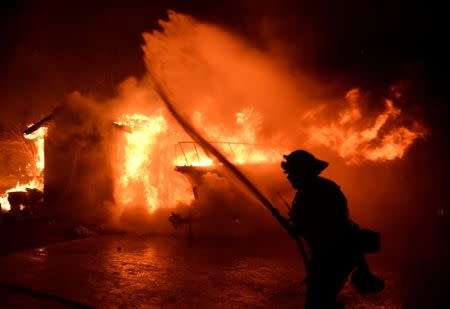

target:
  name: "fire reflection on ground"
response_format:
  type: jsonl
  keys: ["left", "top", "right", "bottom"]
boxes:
{"left": 0, "top": 235, "right": 404, "bottom": 308}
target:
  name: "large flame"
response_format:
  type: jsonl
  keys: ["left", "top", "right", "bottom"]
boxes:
{"left": 113, "top": 107, "right": 284, "bottom": 213}
{"left": 113, "top": 110, "right": 195, "bottom": 213}
{"left": 114, "top": 112, "right": 170, "bottom": 210}
{"left": 307, "top": 89, "right": 426, "bottom": 164}
{"left": 141, "top": 12, "right": 427, "bottom": 167}
{"left": 174, "top": 108, "right": 285, "bottom": 167}
{"left": 0, "top": 126, "right": 47, "bottom": 212}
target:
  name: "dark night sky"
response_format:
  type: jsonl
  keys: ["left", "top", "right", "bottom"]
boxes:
{"left": 0, "top": 0, "right": 447, "bottom": 138}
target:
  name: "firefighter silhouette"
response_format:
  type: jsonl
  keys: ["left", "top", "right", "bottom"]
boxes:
{"left": 282, "top": 150, "right": 384, "bottom": 308}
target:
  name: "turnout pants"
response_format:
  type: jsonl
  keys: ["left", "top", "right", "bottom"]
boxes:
{"left": 305, "top": 253, "right": 357, "bottom": 309}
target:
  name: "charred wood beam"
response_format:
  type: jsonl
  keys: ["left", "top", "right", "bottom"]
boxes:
{"left": 23, "top": 112, "right": 133, "bottom": 136}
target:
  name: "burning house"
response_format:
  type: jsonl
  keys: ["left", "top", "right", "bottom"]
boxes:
{"left": 0, "top": 92, "right": 287, "bottom": 233}
{"left": 0, "top": 11, "right": 427, "bottom": 233}
{"left": 0, "top": 1, "right": 448, "bottom": 308}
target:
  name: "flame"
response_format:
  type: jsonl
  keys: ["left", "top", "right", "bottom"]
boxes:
{"left": 114, "top": 110, "right": 194, "bottom": 213}
{"left": 24, "top": 126, "right": 47, "bottom": 172}
{"left": 1, "top": 126, "right": 47, "bottom": 212}
{"left": 174, "top": 108, "right": 284, "bottom": 167}
{"left": 115, "top": 112, "right": 168, "bottom": 209}
{"left": 112, "top": 108, "right": 284, "bottom": 213}
{"left": 119, "top": 113, "right": 168, "bottom": 183}
{"left": 307, "top": 89, "right": 426, "bottom": 163}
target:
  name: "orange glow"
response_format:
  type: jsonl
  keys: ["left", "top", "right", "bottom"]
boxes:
{"left": 0, "top": 126, "right": 47, "bottom": 212}
{"left": 113, "top": 110, "right": 194, "bottom": 213}
{"left": 308, "top": 89, "right": 426, "bottom": 164}
{"left": 112, "top": 108, "right": 285, "bottom": 214}
{"left": 114, "top": 112, "right": 169, "bottom": 210}
{"left": 141, "top": 10, "right": 427, "bottom": 170}
{"left": 173, "top": 108, "right": 285, "bottom": 167}
{"left": 24, "top": 126, "right": 47, "bottom": 173}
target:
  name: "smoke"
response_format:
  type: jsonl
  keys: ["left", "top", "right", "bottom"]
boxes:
{"left": 142, "top": 11, "right": 425, "bottom": 162}
{"left": 142, "top": 11, "right": 324, "bottom": 148}
{"left": 1, "top": 2, "right": 446, "bottom": 304}
{"left": 137, "top": 10, "right": 434, "bottom": 241}
{"left": 45, "top": 92, "right": 115, "bottom": 223}
{"left": 189, "top": 172, "right": 281, "bottom": 237}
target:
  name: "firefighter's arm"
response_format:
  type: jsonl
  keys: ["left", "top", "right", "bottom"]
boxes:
{"left": 270, "top": 207, "right": 298, "bottom": 238}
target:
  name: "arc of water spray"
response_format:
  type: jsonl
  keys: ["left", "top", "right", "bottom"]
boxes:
{"left": 147, "top": 68, "right": 310, "bottom": 281}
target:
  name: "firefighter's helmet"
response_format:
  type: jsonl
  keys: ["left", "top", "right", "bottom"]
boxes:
{"left": 281, "top": 150, "right": 328, "bottom": 175}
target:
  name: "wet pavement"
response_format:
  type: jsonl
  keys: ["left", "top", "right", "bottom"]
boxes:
{"left": 0, "top": 234, "right": 405, "bottom": 308}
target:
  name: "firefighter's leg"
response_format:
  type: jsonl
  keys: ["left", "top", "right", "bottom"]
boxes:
{"left": 305, "top": 257, "right": 355, "bottom": 309}
{"left": 350, "top": 255, "right": 384, "bottom": 294}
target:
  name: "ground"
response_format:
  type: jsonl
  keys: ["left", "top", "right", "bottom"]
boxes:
{"left": 0, "top": 234, "right": 406, "bottom": 308}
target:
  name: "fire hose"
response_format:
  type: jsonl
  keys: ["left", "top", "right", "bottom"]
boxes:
{"left": 147, "top": 69, "right": 310, "bottom": 283}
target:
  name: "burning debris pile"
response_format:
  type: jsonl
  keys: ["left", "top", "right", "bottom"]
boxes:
{"left": 0, "top": 126, "right": 46, "bottom": 217}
